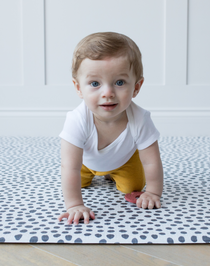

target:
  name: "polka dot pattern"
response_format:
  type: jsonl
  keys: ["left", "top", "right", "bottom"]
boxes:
{"left": 0, "top": 136, "right": 209, "bottom": 244}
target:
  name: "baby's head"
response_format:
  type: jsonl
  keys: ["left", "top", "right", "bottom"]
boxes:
{"left": 72, "top": 32, "right": 143, "bottom": 83}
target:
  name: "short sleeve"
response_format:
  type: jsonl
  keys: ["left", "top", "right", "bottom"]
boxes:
{"left": 135, "top": 111, "right": 160, "bottom": 150}
{"left": 59, "top": 110, "right": 87, "bottom": 149}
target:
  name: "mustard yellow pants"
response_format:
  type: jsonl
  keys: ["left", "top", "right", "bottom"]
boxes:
{"left": 81, "top": 150, "right": 145, "bottom": 193}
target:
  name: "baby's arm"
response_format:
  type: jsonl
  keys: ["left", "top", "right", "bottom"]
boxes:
{"left": 138, "top": 141, "right": 163, "bottom": 209}
{"left": 58, "top": 139, "right": 95, "bottom": 224}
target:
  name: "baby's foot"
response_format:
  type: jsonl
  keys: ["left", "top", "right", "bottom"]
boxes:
{"left": 104, "top": 174, "right": 113, "bottom": 181}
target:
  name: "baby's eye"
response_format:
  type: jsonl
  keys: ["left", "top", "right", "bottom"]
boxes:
{"left": 116, "top": 80, "right": 124, "bottom": 86}
{"left": 91, "top": 81, "right": 100, "bottom": 87}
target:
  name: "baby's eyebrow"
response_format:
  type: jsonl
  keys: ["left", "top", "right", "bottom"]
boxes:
{"left": 86, "top": 73, "right": 129, "bottom": 79}
{"left": 118, "top": 73, "right": 129, "bottom": 78}
{"left": 120, "top": 73, "right": 129, "bottom": 77}
{"left": 86, "top": 74, "right": 100, "bottom": 79}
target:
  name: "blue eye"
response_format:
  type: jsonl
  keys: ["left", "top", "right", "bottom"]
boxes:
{"left": 116, "top": 80, "right": 124, "bottom": 86}
{"left": 91, "top": 81, "right": 99, "bottom": 87}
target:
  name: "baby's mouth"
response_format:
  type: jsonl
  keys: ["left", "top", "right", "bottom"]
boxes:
{"left": 100, "top": 103, "right": 117, "bottom": 107}
{"left": 100, "top": 103, "right": 118, "bottom": 110}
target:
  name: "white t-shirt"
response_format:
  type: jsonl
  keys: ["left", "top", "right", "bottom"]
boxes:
{"left": 59, "top": 101, "right": 160, "bottom": 171}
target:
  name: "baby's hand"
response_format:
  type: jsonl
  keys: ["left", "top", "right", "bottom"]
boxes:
{"left": 58, "top": 205, "right": 95, "bottom": 225}
{"left": 136, "top": 191, "right": 161, "bottom": 209}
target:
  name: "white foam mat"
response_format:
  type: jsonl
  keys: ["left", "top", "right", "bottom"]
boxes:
{"left": 0, "top": 137, "right": 210, "bottom": 244}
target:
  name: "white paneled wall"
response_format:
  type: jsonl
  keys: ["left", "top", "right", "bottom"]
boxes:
{"left": 0, "top": 0, "right": 210, "bottom": 136}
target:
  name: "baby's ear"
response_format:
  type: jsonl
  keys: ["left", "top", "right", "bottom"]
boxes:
{"left": 133, "top": 78, "right": 144, "bottom": 98}
{"left": 72, "top": 78, "right": 83, "bottom": 98}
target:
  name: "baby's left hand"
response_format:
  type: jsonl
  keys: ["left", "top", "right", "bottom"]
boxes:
{"left": 136, "top": 191, "right": 161, "bottom": 209}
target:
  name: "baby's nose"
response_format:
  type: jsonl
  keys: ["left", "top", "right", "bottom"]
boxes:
{"left": 102, "top": 85, "right": 115, "bottom": 98}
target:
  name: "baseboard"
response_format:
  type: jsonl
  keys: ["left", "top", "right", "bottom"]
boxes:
{"left": 0, "top": 108, "right": 210, "bottom": 136}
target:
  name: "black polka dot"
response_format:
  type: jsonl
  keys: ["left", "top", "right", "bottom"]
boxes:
{"left": 106, "top": 234, "right": 114, "bottom": 239}
{"left": 167, "top": 238, "right": 174, "bottom": 244}
{"left": 15, "top": 234, "right": 22, "bottom": 240}
{"left": 203, "top": 236, "right": 210, "bottom": 243}
{"left": 74, "top": 238, "right": 82, "bottom": 243}
{"left": 151, "top": 235, "right": 158, "bottom": 239}
{"left": 132, "top": 231, "right": 138, "bottom": 235}
{"left": 121, "top": 234, "right": 129, "bottom": 239}
{"left": 30, "top": 236, "right": 38, "bottom": 243}
{"left": 65, "top": 235, "right": 72, "bottom": 241}
{"left": 42, "top": 235, "right": 49, "bottom": 242}
{"left": 99, "top": 239, "right": 107, "bottom": 243}
{"left": 53, "top": 234, "right": 61, "bottom": 238}
{"left": 191, "top": 236, "right": 197, "bottom": 242}
{"left": 178, "top": 236, "right": 185, "bottom": 243}
{"left": 140, "top": 235, "right": 146, "bottom": 240}
{"left": 132, "top": 238, "right": 138, "bottom": 244}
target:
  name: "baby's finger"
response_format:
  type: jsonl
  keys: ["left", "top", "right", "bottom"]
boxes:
{"left": 142, "top": 198, "right": 149, "bottom": 209}
{"left": 148, "top": 200, "right": 155, "bottom": 209}
{"left": 73, "top": 211, "right": 83, "bottom": 225}
{"left": 155, "top": 200, "right": 161, "bottom": 209}
{"left": 136, "top": 198, "right": 142, "bottom": 208}
{"left": 58, "top": 212, "right": 69, "bottom": 222}
{"left": 83, "top": 211, "right": 90, "bottom": 224}
{"left": 90, "top": 211, "right": 95, "bottom": 220}
{"left": 67, "top": 212, "right": 75, "bottom": 225}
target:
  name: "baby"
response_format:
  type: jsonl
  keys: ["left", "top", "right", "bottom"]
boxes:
{"left": 58, "top": 32, "right": 163, "bottom": 225}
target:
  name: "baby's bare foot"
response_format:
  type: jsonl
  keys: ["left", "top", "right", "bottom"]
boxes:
{"left": 104, "top": 174, "right": 112, "bottom": 181}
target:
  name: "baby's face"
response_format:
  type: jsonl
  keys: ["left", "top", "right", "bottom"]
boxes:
{"left": 73, "top": 56, "right": 143, "bottom": 123}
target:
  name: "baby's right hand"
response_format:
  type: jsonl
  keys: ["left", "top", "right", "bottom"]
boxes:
{"left": 58, "top": 205, "right": 95, "bottom": 225}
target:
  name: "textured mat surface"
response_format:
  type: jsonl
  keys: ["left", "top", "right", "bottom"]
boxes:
{"left": 0, "top": 136, "right": 210, "bottom": 244}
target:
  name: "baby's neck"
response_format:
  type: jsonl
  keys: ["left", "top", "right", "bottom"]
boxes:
{"left": 93, "top": 110, "right": 127, "bottom": 127}
{"left": 94, "top": 111, "right": 128, "bottom": 150}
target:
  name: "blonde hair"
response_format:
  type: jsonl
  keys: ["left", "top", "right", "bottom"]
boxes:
{"left": 72, "top": 32, "right": 143, "bottom": 83}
